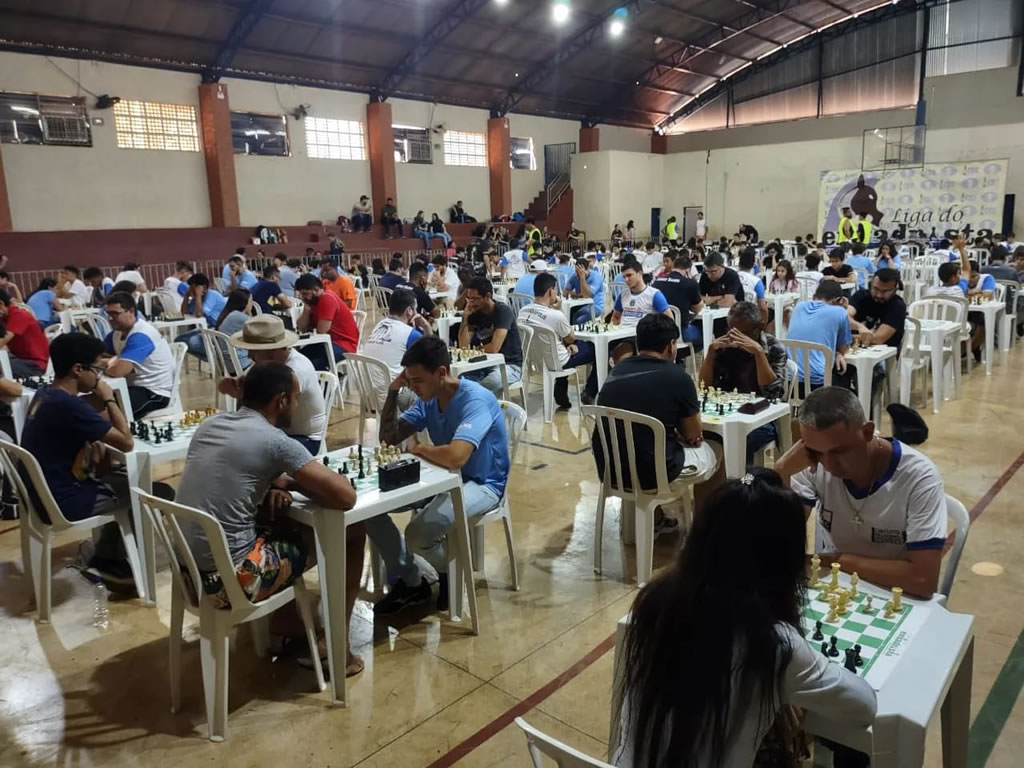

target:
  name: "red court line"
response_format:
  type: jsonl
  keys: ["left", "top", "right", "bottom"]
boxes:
{"left": 424, "top": 631, "right": 618, "bottom": 768}
{"left": 968, "top": 449, "right": 1024, "bottom": 522}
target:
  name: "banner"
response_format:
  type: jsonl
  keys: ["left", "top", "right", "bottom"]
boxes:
{"left": 817, "top": 160, "right": 1008, "bottom": 242}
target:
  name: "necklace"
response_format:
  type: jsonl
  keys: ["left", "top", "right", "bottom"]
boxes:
{"left": 847, "top": 438, "right": 888, "bottom": 526}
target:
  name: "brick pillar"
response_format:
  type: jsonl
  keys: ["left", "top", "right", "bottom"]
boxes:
{"left": 198, "top": 82, "right": 240, "bottom": 227}
{"left": 651, "top": 133, "right": 668, "bottom": 154}
{"left": 579, "top": 126, "right": 600, "bottom": 153}
{"left": 0, "top": 147, "right": 11, "bottom": 232}
{"left": 367, "top": 101, "right": 397, "bottom": 216}
{"left": 487, "top": 116, "right": 511, "bottom": 218}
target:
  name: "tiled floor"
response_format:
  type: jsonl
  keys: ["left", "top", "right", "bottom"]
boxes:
{"left": 1, "top": 339, "right": 1023, "bottom": 767}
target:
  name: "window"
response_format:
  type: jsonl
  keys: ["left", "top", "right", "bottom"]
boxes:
{"left": 443, "top": 130, "right": 486, "bottom": 167}
{"left": 0, "top": 92, "right": 92, "bottom": 146}
{"left": 231, "top": 112, "right": 289, "bottom": 156}
{"left": 305, "top": 117, "right": 366, "bottom": 160}
{"left": 510, "top": 136, "right": 536, "bottom": 170}
{"left": 393, "top": 125, "right": 432, "bottom": 164}
{"left": 113, "top": 100, "right": 200, "bottom": 151}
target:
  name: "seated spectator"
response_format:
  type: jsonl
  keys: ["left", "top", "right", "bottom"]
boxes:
{"left": 219, "top": 315, "right": 327, "bottom": 454}
{"left": 381, "top": 197, "right": 403, "bottom": 239}
{"left": 295, "top": 273, "right": 359, "bottom": 369}
{"left": 699, "top": 302, "right": 787, "bottom": 464}
{"left": 177, "top": 273, "right": 227, "bottom": 359}
{"left": 458, "top": 277, "right": 524, "bottom": 395}
{"left": 874, "top": 241, "right": 902, "bottom": 270}
{"left": 250, "top": 265, "right": 292, "bottom": 314}
{"left": 224, "top": 255, "right": 258, "bottom": 293}
{"left": 787, "top": 280, "right": 852, "bottom": 389}
{"left": 352, "top": 195, "right": 373, "bottom": 233}
{"left": 114, "top": 262, "right": 147, "bottom": 292}
{"left": 518, "top": 272, "right": 598, "bottom": 407}
{"left": 179, "top": 361, "right": 366, "bottom": 676}
{"left": 370, "top": 337, "right": 509, "bottom": 614}
{"left": 0, "top": 288, "right": 50, "bottom": 376}
{"left": 320, "top": 263, "right": 356, "bottom": 311}
{"left": 427, "top": 213, "right": 451, "bottom": 249}
{"left": 27, "top": 278, "right": 61, "bottom": 329}
{"left": 450, "top": 200, "right": 476, "bottom": 223}
{"left": 58, "top": 265, "right": 93, "bottom": 306}
{"left": 279, "top": 256, "right": 300, "bottom": 296}
{"left": 104, "top": 291, "right": 176, "bottom": 417}
{"left": 83, "top": 267, "right": 115, "bottom": 307}
{"left": 379, "top": 258, "right": 410, "bottom": 291}
{"left": 21, "top": 332, "right": 173, "bottom": 592}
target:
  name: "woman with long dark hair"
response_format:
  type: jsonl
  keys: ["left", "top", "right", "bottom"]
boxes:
{"left": 874, "top": 241, "right": 900, "bottom": 270}
{"left": 615, "top": 470, "right": 875, "bottom": 767}
{"left": 212, "top": 288, "right": 252, "bottom": 371}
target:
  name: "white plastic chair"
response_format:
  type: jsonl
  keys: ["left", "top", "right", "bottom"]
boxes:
{"left": 81, "top": 313, "right": 112, "bottom": 340}
{"left": 458, "top": 400, "right": 526, "bottom": 590}
{"left": 909, "top": 298, "right": 967, "bottom": 399}
{"left": 342, "top": 352, "right": 391, "bottom": 441}
{"left": 995, "top": 279, "right": 1018, "bottom": 349}
{"left": 939, "top": 494, "right": 970, "bottom": 604}
{"left": 509, "top": 292, "right": 532, "bottom": 315}
{"left": 0, "top": 439, "right": 146, "bottom": 620}
{"left": 525, "top": 324, "right": 582, "bottom": 423}
{"left": 200, "top": 328, "right": 245, "bottom": 412}
{"left": 665, "top": 305, "right": 697, "bottom": 378}
{"left": 898, "top": 317, "right": 929, "bottom": 407}
{"left": 583, "top": 405, "right": 703, "bottom": 585}
{"left": 781, "top": 339, "right": 833, "bottom": 407}
{"left": 516, "top": 717, "right": 614, "bottom": 768}
{"left": 146, "top": 342, "right": 188, "bottom": 419}
{"left": 796, "top": 276, "right": 819, "bottom": 302}
{"left": 131, "top": 488, "right": 323, "bottom": 741}
{"left": 316, "top": 371, "right": 339, "bottom": 455}
{"left": 506, "top": 324, "right": 532, "bottom": 412}
{"left": 352, "top": 309, "right": 367, "bottom": 344}
{"left": 372, "top": 286, "right": 393, "bottom": 313}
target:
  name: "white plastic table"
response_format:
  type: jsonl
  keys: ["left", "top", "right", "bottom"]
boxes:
{"left": 767, "top": 292, "right": 800, "bottom": 339}
{"left": 561, "top": 297, "right": 593, "bottom": 321}
{"left": 6, "top": 375, "right": 132, "bottom": 443}
{"left": 967, "top": 300, "right": 1005, "bottom": 376}
{"left": 288, "top": 450, "right": 475, "bottom": 705}
{"left": 916, "top": 318, "right": 962, "bottom": 414}
{"left": 573, "top": 325, "right": 637, "bottom": 391}
{"left": 700, "top": 400, "right": 792, "bottom": 478}
{"left": 293, "top": 332, "right": 339, "bottom": 373}
{"left": 152, "top": 316, "right": 206, "bottom": 343}
{"left": 608, "top": 577, "right": 974, "bottom": 768}
{"left": 450, "top": 352, "right": 510, "bottom": 399}
{"left": 845, "top": 345, "right": 898, "bottom": 422}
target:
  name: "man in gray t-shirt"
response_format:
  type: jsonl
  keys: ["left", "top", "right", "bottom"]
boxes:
{"left": 177, "top": 362, "right": 369, "bottom": 676}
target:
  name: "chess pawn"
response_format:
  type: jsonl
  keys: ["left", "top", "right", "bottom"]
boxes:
{"left": 825, "top": 596, "right": 840, "bottom": 624}
{"left": 809, "top": 554, "right": 821, "bottom": 588}
{"left": 837, "top": 592, "right": 849, "bottom": 616}
{"left": 883, "top": 601, "right": 896, "bottom": 620}
{"left": 863, "top": 594, "right": 875, "bottom": 614}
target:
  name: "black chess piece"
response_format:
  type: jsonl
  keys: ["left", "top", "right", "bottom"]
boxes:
{"left": 153, "top": 431, "right": 162, "bottom": 445}
{"left": 358, "top": 462, "right": 365, "bottom": 480}
{"left": 812, "top": 620, "right": 824, "bottom": 641}
{"left": 853, "top": 643, "right": 864, "bottom": 667}
{"left": 820, "top": 640, "right": 829, "bottom": 657}
{"left": 323, "top": 456, "right": 330, "bottom": 465}
{"left": 828, "top": 636, "right": 840, "bottom": 657}
{"left": 342, "top": 461, "right": 349, "bottom": 473}
{"left": 843, "top": 648, "right": 858, "bottom": 673}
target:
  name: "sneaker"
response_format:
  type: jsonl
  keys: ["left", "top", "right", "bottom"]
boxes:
{"left": 973, "top": 347, "right": 982, "bottom": 364}
{"left": 436, "top": 573, "right": 449, "bottom": 613}
{"left": 372, "top": 577, "right": 432, "bottom": 616}
{"left": 653, "top": 515, "right": 680, "bottom": 540}
{"left": 83, "top": 558, "right": 138, "bottom": 596}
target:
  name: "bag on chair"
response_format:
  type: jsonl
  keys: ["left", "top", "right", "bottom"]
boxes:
{"left": 886, "top": 403, "right": 928, "bottom": 445}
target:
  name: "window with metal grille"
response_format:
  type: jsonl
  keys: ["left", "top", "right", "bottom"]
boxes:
{"left": 393, "top": 125, "right": 432, "bottom": 164}
{"left": 113, "top": 100, "right": 200, "bottom": 151}
{"left": 443, "top": 130, "right": 486, "bottom": 167}
{"left": 0, "top": 92, "right": 92, "bottom": 146}
{"left": 231, "top": 111, "right": 289, "bottom": 156}
{"left": 510, "top": 136, "right": 536, "bottom": 170}
{"left": 305, "top": 117, "right": 366, "bottom": 160}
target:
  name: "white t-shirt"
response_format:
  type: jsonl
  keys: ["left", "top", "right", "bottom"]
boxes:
{"left": 500, "top": 249, "right": 527, "bottom": 279}
{"left": 642, "top": 250, "right": 663, "bottom": 274}
{"left": 791, "top": 440, "right": 947, "bottom": 560}
{"left": 115, "top": 270, "right": 146, "bottom": 288}
{"left": 361, "top": 317, "right": 423, "bottom": 389}
{"left": 285, "top": 348, "right": 326, "bottom": 441}
{"left": 164, "top": 276, "right": 182, "bottom": 295}
{"left": 517, "top": 303, "right": 572, "bottom": 367}
{"left": 737, "top": 270, "right": 762, "bottom": 303}
{"left": 614, "top": 622, "right": 876, "bottom": 768}
{"left": 428, "top": 268, "right": 458, "bottom": 299}
{"left": 615, "top": 285, "right": 669, "bottom": 326}
{"left": 927, "top": 285, "right": 966, "bottom": 299}
{"left": 107, "top": 317, "right": 175, "bottom": 398}
{"left": 68, "top": 279, "right": 92, "bottom": 306}
{"left": 695, "top": 218, "right": 707, "bottom": 238}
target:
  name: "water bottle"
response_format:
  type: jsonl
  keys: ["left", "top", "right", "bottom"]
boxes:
{"left": 92, "top": 582, "right": 110, "bottom": 631}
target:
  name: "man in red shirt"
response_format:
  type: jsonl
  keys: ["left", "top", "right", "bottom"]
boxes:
{"left": 0, "top": 289, "right": 50, "bottom": 377}
{"left": 295, "top": 273, "right": 359, "bottom": 370}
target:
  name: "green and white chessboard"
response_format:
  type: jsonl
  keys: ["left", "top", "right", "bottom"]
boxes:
{"left": 132, "top": 417, "right": 206, "bottom": 446}
{"left": 322, "top": 453, "right": 383, "bottom": 492}
{"left": 696, "top": 388, "right": 759, "bottom": 424}
{"left": 801, "top": 583, "right": 927, "bottom": 690}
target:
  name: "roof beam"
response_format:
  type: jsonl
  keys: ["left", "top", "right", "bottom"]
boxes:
{"left": 730, "top": 0, "right": 816, "bottom": 32}
{"left": 657, "top": 2, "right": 785, "bottom": 47}
{"left": 201, "top": 0, "right": 275, "bottom": 83}
{"left": 371, "top": 0, "right": 493, "bottom": 100}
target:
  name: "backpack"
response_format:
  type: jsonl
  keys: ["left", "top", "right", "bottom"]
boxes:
{"left": 335, "top": 215, "right": 353, "bottom": 233}
{"left": 886, "top": 403, "right": 928, "bottom": 445}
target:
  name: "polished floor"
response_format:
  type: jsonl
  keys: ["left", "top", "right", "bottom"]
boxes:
{"left": 1, "top": 339, "right": 1023, "bottom": 768}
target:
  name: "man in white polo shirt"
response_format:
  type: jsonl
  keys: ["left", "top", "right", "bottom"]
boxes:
{"left": 517, "top": 272, "right": 598, "bottom": 407}
{"left": 499, "top": 239, "right": 528, "bottom": 280}
{"left": 776, "top": 386, "right": 946, "bottom": 598}
{"left": 612, "top": 261, "right": 672, "bottom": 327}
{"left": 361, "top": 289, "right": 432, "bottom": 409}
{"left": 103, "top": 291, "right": 176, "bottom": 417}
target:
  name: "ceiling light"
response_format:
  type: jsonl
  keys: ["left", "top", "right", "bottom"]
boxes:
{"left": 654, "top": 36, "right": 663, "bottom": 44}
{"left": 514, "top": 72, "right": 520, "bottom": 77}
{"left": 494, "top": 0, "right": 508, "bottom": 4}
{"left": 609, "top": 19, "right": 625, "bottom": 36}
{"left": 552, "top": 1, "right": 570, "bottom": 24}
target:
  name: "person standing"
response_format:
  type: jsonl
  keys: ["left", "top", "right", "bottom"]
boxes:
{"left": 856, "top": 213, "right": 873, "bottom": 246}
{"left": 837, "top": 207, "right": 855, "bottom": 244}
{"left": 695, "top": 211, "right": 708, "bottom": 241}
{"left": 499, "top": 239, "right": 528, "bottom": 280}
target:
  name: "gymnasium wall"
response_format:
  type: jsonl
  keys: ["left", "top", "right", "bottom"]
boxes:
{"left": 0, "top": 50, "right": 651, "bottom": 232}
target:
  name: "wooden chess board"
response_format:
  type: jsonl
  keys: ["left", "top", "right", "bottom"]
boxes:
{"left": 801, "top": 582, "right": 928, "bottom": 690}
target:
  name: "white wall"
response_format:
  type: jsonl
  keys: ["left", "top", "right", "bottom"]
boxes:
{"left": 601, "top": 124, "right": 653, "bottom": 153}
{"left": 0, "top": 52, "right": 210, "bottom": 231}
{"left": 570, "top": 152, "right": 612, "bottom": 239}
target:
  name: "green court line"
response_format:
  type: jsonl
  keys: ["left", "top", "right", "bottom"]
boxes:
{"left": 968, "top": 628, "right": 1024, "bottom": 768}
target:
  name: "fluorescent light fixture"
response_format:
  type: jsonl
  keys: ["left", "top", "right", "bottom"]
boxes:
{"left": 391, "top": 123, "right": 425, "bottom": 130}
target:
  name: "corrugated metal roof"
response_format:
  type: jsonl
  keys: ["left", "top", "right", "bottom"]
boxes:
{"left": 0, "top": 0, "right": 868, "bottom": 129}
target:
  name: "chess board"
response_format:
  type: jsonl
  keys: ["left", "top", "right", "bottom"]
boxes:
{"left": 448, "top": 346, "right": 488, "bottom": 363}
{"left": 575, "top": 321, "right": 613, "bottom": 334}
{"left": 697, "top": 388, "right": 759, "bottom": 423}
{"left": 322, "top": 453, "right": 381, "bottom": 492}
{"left": 800, "top": 583, "right": 927, "bottom": 690}
{"left": 131, "top": 410, "right": 217, "bottom": 446}
{"left": 17, "top": 375, "right": 53, "bottom": 390}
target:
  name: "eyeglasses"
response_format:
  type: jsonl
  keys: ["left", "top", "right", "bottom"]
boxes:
{"left": 105, "top": 309, "right": 127, "bottom": 319}
{"left": 85, "top": 364, "right": 105, "bottom": 376}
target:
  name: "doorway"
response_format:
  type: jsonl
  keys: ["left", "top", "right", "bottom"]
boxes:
{"left": 683, "top": 206, "right": 704, "bottom": 242}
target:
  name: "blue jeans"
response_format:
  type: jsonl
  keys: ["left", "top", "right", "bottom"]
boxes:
{"left": 570, "top": 304, "right": 603, "bottom": 324}
{"left": 566, "top": 341, "right": 598, "bottom": 396}
{"left": 416, "top": 229, "right": 451, "bottom": 250}
{"left": 177, "top": 329, "right": 206, "bottom": 360}
{"left": 462, "top": 364, "right": 522, "bottom": 395}
{"left": 365, "top": 481, "right": 501, "bottom": 580}
{"left": 352, "top": 213, "right": 372, "bottom": 232}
